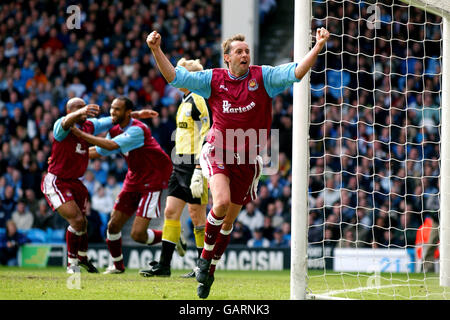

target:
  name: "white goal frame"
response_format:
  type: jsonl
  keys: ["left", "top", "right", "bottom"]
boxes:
{"left": 291, "top": 0, "right": 450, "bottom": 299}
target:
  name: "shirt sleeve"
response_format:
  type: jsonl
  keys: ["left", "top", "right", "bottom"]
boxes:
{"left": 111, "top": 125, "right": 145, "bottom": 154}
{"left": 170, "top": 66, "right": 213, "bottom": 98}
{"left": 87, "top": 117, "right": 114, "bottom": 135}
{"left": 95, "top": 132, "right": 121, "bottom": 156}
{"left": 53, "top": 117, "right": 70, "bottom": 142}
{"left": 261, "top": 62, "right": 300, "bottom": 98}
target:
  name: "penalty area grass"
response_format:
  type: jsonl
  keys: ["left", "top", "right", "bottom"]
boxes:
{"left": 2, "top": 267, "right": 448, "bottom": 300}
{"left": 0, "top": 266, "right": 290, "bottom": 300}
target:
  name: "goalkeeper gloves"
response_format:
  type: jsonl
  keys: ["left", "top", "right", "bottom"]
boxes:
{"left": 190, "top": 168, "right": 204, "bottom": 198}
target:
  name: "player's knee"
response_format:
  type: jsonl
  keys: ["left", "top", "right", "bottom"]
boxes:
{"left": 213, "top": 200, "right": 230, "bottom": 215}
{"left": 164, "top": 206, "right": 177, "bottom": 220}
{"left": 130, "top": 229, "right": 147, "bottom": 243}
{"left": 107, "top": 220, "right": 121, "bottom": 234}
{"left": 222, "top": 222, "right": 233, "bottom": 231}
{"left": 71, "top": 215, "right": 86, "bottom": 232}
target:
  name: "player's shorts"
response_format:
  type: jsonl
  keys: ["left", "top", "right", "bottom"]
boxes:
{"left": 113, "top": 189, "right": 161, "bottom": 219}
{"left": 41, "top": 172, "right": 89, "bottom": 215}
{"left": 167, "top": 163, "right": 208, "bottom": 205}
{"left": 200, "top": 143, "right": 262, "bottom": 206}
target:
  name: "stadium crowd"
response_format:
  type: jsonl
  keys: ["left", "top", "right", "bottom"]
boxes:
{"left": 0, "top": 0, "right": 443, "bottom": 265}
{"left": 308, "top": 1, "right": 441, "bottom": 250}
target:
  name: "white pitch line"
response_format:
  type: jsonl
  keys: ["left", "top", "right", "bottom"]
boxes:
{"left": 323, "top": 284, "right": 405, "bottom": 296}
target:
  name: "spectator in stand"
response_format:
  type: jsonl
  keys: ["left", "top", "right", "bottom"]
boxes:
{"left": 11, "top": 199, "right": 34, "bottom": 230}
{"left": 271, "top": 228, "right": 289, "bottom": 247}
{"left": 261, "top": 215, "right": 275, "bottom": 242}
{"left": 91, "top": 186, "right": 114, "bottom": 237}
{"left": 82, "top": 170, "right": 102, "bottom": 196}
{"left": 105, "top": 174, "right": 122, "bottom": 201}
{"left": 0, "top": 200, "right": 8, "bottom": 229}
{"left": 281, "top": 222, "right": 292, "bottom": 246}
{"left": 0, "top": 220, "right": 28, "bottom": 266}
{"left": 229, "top": 220, "right": 252, "bottom": 245}
{"left": 33, "top": 199, "right": 54, "bottom": 230}
{"left": 85, "top": 199, "right": 104, "bottom": 243}
{"left": 237, "top": 202, "right": 265, "bottom": 233}
{"left": 247, "top": 228, "right": 270, "bottom": 248}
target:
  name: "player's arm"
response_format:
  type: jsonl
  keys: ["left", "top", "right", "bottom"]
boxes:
{"left": 146, "top": 31, "right": 212, "bottom": 98}
{"left": 71, "top": 127, "right": 120, "bottom": 151}
{"left": 261, "top": 28, "right": 330, "bottom": 98}
{"left": 131, "top": 109, "right": 159, "bottom": 119}
{"left": 294, "top": 27, "right": 329, "bottom": 80}
{"left": 86, "top": 110, "right": 157, "bottom": 137}
{"left": 61, "top": 104, "right": 100, "bottom": 130}
{"left": 88, "top": 146, "right": 102, "bottom": 159}
{"left": 53, "top": 104, "right": 100, "bottom": 141}
{"left": 146, "top": 31, "right": 176, "bottom": 83}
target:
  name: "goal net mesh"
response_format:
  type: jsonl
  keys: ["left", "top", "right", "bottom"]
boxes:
{"left": 307, "top": 0, "right": 448, "bottom": 299}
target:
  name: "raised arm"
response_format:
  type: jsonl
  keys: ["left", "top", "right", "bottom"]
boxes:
{"left": 294, "top": 27, "right": 330, "bottom": 80}
{"left": 61, "top": 104, "right": 100, "bottom": 130}
{"left": 146, "top": 31, "right": 176, "bottom": 83}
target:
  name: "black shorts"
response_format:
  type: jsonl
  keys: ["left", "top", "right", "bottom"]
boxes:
{"left": 167, "top": 163, "right": 208, "bottom": 205}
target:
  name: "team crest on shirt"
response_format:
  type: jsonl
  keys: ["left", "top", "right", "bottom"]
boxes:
{"left": 66, "top": 192, "right": 72, "bottom": 197}
{"left": 248, "top": 79, "right": 258, "bottom": 91}
{"left": 217, "top": 163, "right": 225, "bottom": 170}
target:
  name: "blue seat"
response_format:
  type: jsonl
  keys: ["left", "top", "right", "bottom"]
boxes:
{"left": 23, "top": 228, "right": 47, "bottom": 243}
{"left": 311, "top": 83, "right": 325, "bottom": 98}
{"left": 48, "top": 229, "right": 66, "bottom": 243}
{"left": 326, "top": 70, "right": 350, "bottom": 100}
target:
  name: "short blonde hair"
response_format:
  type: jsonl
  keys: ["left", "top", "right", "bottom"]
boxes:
{"left": 177, "top": 58, "right": 203, "bottom": 72}
{"left": 222, "top": 33, "right": 246, "bottom": 66}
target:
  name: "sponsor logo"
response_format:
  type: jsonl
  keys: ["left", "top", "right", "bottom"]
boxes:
{"left": 75, "top": 143, "right": 86, "bottom": 154}
{"left": 248, "top": 79, "right": 258, "bottom": 91}
{"left": 222, "top": 100, "right": 256, "bottom": 114}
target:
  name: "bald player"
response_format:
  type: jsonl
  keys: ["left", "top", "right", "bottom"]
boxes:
{"left": 42, "top": 98, "right": 103, "bottom": 273}
{"left": 42, "top": 98, "right": 157, "bottom": 273}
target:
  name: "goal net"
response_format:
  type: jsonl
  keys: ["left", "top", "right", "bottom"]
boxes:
{"left": 303, "top": 0, "right": 450, "bottom": 299}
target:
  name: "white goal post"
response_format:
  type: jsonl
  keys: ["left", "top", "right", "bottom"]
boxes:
{"left": 291, "top": 0, "right": 450, "bottom": 299}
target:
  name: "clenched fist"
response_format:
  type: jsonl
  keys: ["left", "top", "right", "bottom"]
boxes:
{"left": 146, "top": 31, "right": 162, "bottom": 50}
{"left": 316, "top": 27, "right": 330, "bottom": 47}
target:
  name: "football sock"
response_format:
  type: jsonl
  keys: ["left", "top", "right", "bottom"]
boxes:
{"left": 106, "top": 231, "right": 124, "bottom": 270}
{"left": 159, "top": 219, "right": 181, "bottom": 266}
{"left": 78, "top": 232, "right": 89, "bottom": 263}
{"left": 201, "top": 210, "right": 224, "bottom": 260}
{"left": 146, "top": 229, "right": 163, "bottom": 245}
{"left": 66, "top": 225, "right": 83, "bottom": 266}
{"left": 209, "top": 227, "right": 232, "bottom": 276}
{"left": 194, "top": 225, "right": 205, "bottom": 256}
{"left": 162, "top": 219, "right": 181, "bottom": 243}
{"left": 160, "top": 241, "right": 176, "bottom": 267}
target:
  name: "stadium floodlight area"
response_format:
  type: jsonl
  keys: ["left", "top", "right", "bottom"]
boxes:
{"left": 291, "top": 0, "right": 450, "bottom": 299}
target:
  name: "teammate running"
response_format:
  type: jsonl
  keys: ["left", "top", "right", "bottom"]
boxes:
{"left": 71, "top": 96, "right": 173, "bottom": 274}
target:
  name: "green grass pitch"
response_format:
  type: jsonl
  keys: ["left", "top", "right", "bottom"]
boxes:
{"left": 1, "top": 267, "right": 449, "bottom": 300}
{"left": 0, "top": 266, "right": 290, "bottom": 300}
